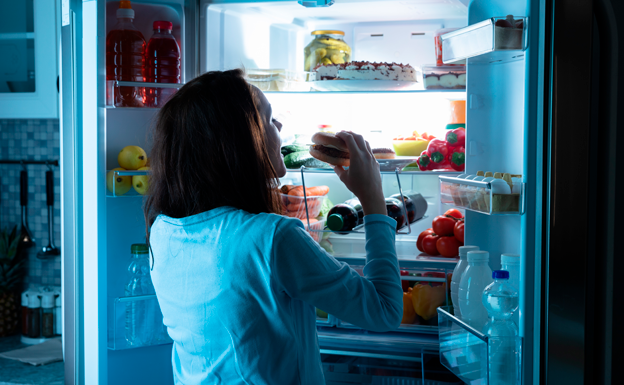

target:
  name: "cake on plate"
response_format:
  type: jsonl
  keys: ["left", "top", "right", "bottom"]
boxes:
{"left": 313, "top": 61, "right": 417, "bottom": 81}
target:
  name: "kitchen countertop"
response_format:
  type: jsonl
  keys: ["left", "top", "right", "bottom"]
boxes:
{"left": 0, "top": 336, "right": 64, "bottom": 385}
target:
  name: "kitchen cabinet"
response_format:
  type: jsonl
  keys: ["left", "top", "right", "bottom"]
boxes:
{"left": 0, "top": 0, "right": 59, "bottom": 119}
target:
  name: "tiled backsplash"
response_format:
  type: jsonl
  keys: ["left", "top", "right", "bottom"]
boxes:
{"left": 0, "top": 119, "right": 61, "bottom": 287}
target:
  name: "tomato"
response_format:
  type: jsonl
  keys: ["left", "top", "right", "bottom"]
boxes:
{"left": 400, "top": 270, "right": 410, "bottom": 292}
{"left": 436, "top": 236, "right": 461, "bottom": 258}
{"left": 444, "top": 209, "right": 464, "bottom": 219}
{"left": 454, "top": 220, "right": 465, "bottom": 243}
{"left": 432, "top": 215, "right": 457, "bottom": 236}
{"left": 423, "top": 271, "right": 446, "bottom": 287}
{"left": 422, "top": 234, "right": 441, "bottom": 256}
{"left": 417, "top": 229, "right": 434, "bottom": 252}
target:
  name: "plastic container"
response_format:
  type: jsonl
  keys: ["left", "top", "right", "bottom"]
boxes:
{"left": 144, "top": 20, "right": 181, "bottom": 107}
{"left": 105, "top": 1, "right": 146, "bottom": 107}
{"left": 482, "top": 270, "right": 520, "bottom": 384}
{"left": 451, "top": 246, "right": 480, "bottom": 318}
{"left": 303, "top": 218, "right": 326, "bottom": 243}
{"left": 125, "top": 243, "right": 156, "bottom": 347}
{"left": 245, "top": 69, "right": 315, "bottom": 91}
{"left": 458, "top": 250, "right": 492, "bottom": 329}
{"left": 392, "top": 139, "right": 430, "bottom": 156}
{"left": 304, "top": 30, "right": 351, "bottom": 71}
{"left": 422, "top": 65, "right": 466, "bottom": 90}
{"left": 449, "top": 100, "right": 466, "bottom": 124}
{"left": 281, "top": 194, "right": 327, "bottom": 220}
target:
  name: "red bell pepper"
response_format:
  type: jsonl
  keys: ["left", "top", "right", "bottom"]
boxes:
{"left": 448, "top": 146, "right": 465, "bottom": 171}
{"left": 417, "top": 150, "right": 433, "bottom": 171}
{"left": 426, "top": 139, "right": 450, "bottom": 165}
{"left": 445, "top": 128, "right": 466, "bottom": 148}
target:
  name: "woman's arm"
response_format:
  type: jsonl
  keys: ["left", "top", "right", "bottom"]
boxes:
{"left": 271, "top": 215, "right": 403, "bottom": 332}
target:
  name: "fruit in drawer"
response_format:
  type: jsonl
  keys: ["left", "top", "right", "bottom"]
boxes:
{"left": 118, "top": 145, "right": 147, "bottom": 170}
{"left": 132, "top": 166, "right": 150, "bottom": 195}
{"left": 401, "top": 290, "right": 417, "bottom": 324}
{"left": 106, "top": 168, "right": 132, "bottom": 195}
{"left": 411, "top": 283, "right": 446, "bottom": 320}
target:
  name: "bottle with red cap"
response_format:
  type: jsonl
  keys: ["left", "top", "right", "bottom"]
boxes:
{"left": 144, "top": 20, "right": 181, "bottom": 107}
{"left": 106, "top": 1, "right": 146, "bottom": 107}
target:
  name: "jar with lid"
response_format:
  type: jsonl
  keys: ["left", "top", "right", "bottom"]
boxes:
{"left": 27, "top": 293, "right": 41, "bottom": 338}
{"left": 54, "top": 290, "right": 62, "bottom": 336}
{"left": 304, "top": 30, "right": 351, "bottom": 71}
{"left": 41, "top": 292, "right": 55, "bottom": 338}
{"left": 21, "top": 290, "right": 30, "bottom": 336}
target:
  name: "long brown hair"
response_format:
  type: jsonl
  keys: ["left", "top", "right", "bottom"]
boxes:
{"left": 144, "top": 69, "right": 282, "bottom": 244}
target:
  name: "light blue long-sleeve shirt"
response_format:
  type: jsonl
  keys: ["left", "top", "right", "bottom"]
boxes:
{"left": 150, "top": 206, "right": 403, "bottom": 385}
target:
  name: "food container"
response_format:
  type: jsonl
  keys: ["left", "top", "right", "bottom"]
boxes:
{"left": 304, "top": 30, "right": 351, "bottom": 71}
{"left": 245, "top": 69, "right": 316, "bottom": 92}
{"left": 392, "top": 139, "right": 430, "bottom": 156}
{"left": 434, "top": 28, "right": 465, "bottom": 66}
{"left": 280, "top": 194, "right": 327, "bottom": 220}
{"left": 304, "top": 218, "right": 326, "bottom": 243}
{"left": 422, "top": 65, "right": 466, "bottom": 90}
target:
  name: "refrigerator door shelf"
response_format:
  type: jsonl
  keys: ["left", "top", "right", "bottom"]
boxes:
{"left": 106, "top": 80, "right": 184, "bottom": 108}
{"left": 437, "top": 306, "right": 522, "bottom": 385}
{"left": 106, "top": 169, "right": 150, "bottom": 198}
{"left": 108, "top": 295, "right": 172, "bottom": 350}
{"left": 441, "top": 17, "right": 528, "bottom": 65}
{"left": 439, "top": 176, "right": 525, "bottom": 215}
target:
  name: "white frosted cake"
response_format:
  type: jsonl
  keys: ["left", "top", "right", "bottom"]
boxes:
{"left": 313, "top": 61, "right": 417, "bottom": 81}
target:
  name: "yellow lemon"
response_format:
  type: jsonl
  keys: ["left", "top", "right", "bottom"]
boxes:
{"left": 132, "top": 167, "right": 150, "bottom": 195}
{"left": 118, "top": 145, "right": 147, "bottom": 170}
{"left": 106, "top": 168, "right": 132, "bottom": 196}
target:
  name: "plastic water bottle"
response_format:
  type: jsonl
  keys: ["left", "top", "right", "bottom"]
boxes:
{"left": 451, "top": 245, "right": 479, "bottom": 318}
{"left": 501, "top": 253, "right": 520, "bottom": 327}
{"left": 483, "top": 270, "right": 519, "bottom": 385}
{"left": 458, "top": 250, "right": 492, "bottom": 329}
{"left": 125, "top": 243, "right": 155, "bottom": 346}
{"left": 144, "top": 20, "right": 181, "bottom": 107}
{"left": 105, "top": 1, "right": 146, "bottom": 107}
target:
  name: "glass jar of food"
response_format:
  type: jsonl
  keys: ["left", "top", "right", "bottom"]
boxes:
{"left": 304, "top": 30, "right": 351, "bottom": 71}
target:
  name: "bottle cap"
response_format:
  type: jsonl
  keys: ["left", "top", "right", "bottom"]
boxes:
{"left": 467, "top": 250, "right": 489, "bottom": 262}
{"left": 458, "top": 246, "right": 479, "bottom": 259}
{"left": 117, "top": 1, "right": 135, "bottom": 19}
{"left": 501, "top": 253, "right": 520, "bottom": 265}
{"left": 154, "top": 20, "right": 173, "bottom": 30}
{"left": 327, "top": 214, "right": 344, "bottom": 231}
{"left": 28, "top": 293, "right": 41, "bottom": 308}
{"left": 42, "top": 292, "right": 55, "bottom": 308}
{"left": 493, "top": 270, "right": 509, "bottom": 279}
{"left": 131, "top": 244, "right": 149, "bottom": 254}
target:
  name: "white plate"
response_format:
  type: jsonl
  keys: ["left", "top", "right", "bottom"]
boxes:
{"left": 310, "top": 80, "right": 420, "bottom": 92}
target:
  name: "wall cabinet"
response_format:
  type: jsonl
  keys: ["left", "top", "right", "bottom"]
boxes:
{"left": 0, "top": 0, "right": 59, "bottom": 119}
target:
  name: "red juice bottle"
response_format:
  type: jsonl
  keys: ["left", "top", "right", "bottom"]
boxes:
{"left": 144, "top": 21, "right": 181, "bottom": 107}
{"left": 106, "top": 1, "right": 146, "bottom": 107}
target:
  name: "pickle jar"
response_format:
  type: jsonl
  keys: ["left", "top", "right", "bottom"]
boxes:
{"left": 304, "top": 30, "right": 351, "bottom": 71}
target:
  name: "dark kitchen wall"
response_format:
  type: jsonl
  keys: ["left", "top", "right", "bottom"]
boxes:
{"left": 0, "top": 119, "right": 61, "bottom": 287}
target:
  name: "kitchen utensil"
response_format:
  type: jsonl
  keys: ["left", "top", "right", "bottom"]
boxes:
{"left": 19, "top": 168, "right": 35, "bottom": 248}
{"left": 38, "top": 168, "right": 60, "bottom": 259}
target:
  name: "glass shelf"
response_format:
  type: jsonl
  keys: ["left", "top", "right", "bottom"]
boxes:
{"left": 107, "top": 295, "right": 172, "bottom": 350}
{"left": 441, "top": 16, "right": 528, "bottom": 65}
{"left": 439, "top": 176, "right": 525, "bottom": 215}
{"left": 437, "top": 306, "right": 522, "bottom": 385}
{"left": 106, "top": 81, "right": 184, "bottom": 108}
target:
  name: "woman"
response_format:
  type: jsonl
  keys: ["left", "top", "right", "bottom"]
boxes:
{"left": 146, "top": 69, "right": 402, "bottom": 385}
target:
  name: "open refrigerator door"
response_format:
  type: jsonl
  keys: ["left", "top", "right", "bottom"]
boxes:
{"left": 64, "top": 0, "right": 549, "bottom": 384}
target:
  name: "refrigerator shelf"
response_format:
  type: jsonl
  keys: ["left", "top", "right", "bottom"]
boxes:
{"left": 106, "top": 169, "right": 150, "bottom": 198}
{"left": 107, "top": 295, "right": 172, "bottom": 350}
{"left": 106, "top": 80, "right": 184, "bottom": 108}
{"left": 441, "top": 17, "right": 528, "bottom": 65}
{"left": 439, "top": 176, "right": 525, "bottom": 215}
{"left": 437, "top": 307, "right": 522, "bottom": 385}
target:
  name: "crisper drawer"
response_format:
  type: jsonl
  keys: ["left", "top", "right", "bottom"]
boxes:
{"left": 321, "top": 353, "right": 462, "bottom": 385}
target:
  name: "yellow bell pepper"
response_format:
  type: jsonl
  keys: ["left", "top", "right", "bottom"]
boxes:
{"left": 411, "top": 283, "right": 447, "bottom": 320}
{"left": 401, "top": 290, "right": 417, "bottom": 324}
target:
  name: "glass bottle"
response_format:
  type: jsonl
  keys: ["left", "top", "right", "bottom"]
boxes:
{"left": 303, "top": 30, "right": 351, "bottom": 71}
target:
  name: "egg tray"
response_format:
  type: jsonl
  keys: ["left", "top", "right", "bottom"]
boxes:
{"left": 439, "top": 176, "right": 525, "bottom": 215}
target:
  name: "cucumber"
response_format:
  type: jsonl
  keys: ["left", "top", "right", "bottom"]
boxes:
{"left": 283, "top": 151, "right": 329, "bottom": 169}
{"left": 281, "top": 144, "right": 309, "bottom": 157}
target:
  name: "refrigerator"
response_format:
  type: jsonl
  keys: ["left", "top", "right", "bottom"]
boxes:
{"left": 58, "top": 0, "right": 622, "bottom": 384}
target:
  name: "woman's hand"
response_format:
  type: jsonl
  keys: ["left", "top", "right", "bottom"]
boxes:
{"left": 333, "top": 131, "right": 386, "bottom": 216}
